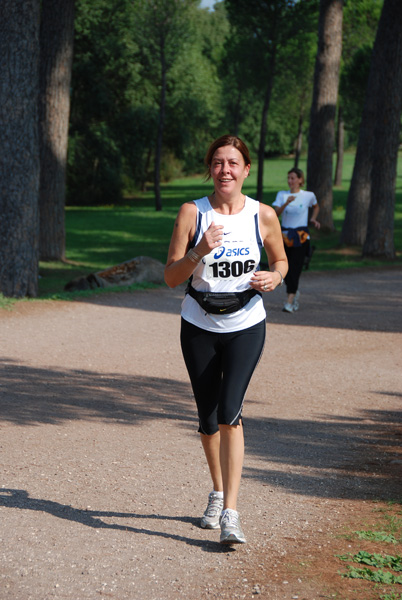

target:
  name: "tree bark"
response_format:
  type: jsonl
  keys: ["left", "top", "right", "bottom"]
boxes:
{"left": 333, "top": 104, "right": 344, "bottom": 186}
{"left": 307, "top": 0, "right": 343, "bottom": 232}
{"left": 362, "top": 0, "right": 402, "bottom": 259}
{"left": 39, "top": 0, "right": 75, "bottom": 260}
{"left": 0, "top": 0, "right": 40, "bottom": 297}
{"left": 294, "top": 107, "right": 304, "bottom": 169}
{"left": 340, "top": 56, "right": 379, "bottom": 245}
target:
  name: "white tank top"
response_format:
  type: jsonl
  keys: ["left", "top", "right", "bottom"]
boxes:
{"left": 181, "top": 196, "right": 266, "bottom": 333}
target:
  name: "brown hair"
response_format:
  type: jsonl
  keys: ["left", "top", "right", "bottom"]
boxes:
{"left": 288, "top": 167, "right": 305, "bottom": 186}
{"left": 204, "top": 135, "right": 251, "bottom": 181}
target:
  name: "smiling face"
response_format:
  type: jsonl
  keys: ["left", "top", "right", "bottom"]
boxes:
{"left": 287, "top": 171, "right": 303, "bottom": 193}
{"left": 209, "top": 145, "right": 250, "bottom": 197}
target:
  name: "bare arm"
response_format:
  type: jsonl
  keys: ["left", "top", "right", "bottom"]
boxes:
{"left": 249, "top": 204, "right": 288, "bottom": 293}
{"left": 309, "top": 203, "right": 320, "bottom": 229}
{"left": 164, "top": 202, "right": 223, "bottom": 288}
{"left": 274, "top": 195, "right": 296, "bottom": 217}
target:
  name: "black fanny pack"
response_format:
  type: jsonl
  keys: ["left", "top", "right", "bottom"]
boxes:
{"left": 186, "top": 283, "right": 260, "bottom": 315}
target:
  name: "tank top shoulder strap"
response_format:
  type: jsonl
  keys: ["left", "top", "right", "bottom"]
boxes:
{"left": 244, "top": 196, "right": 263, "bottom": 249}
{"left": 244, "top": 196, "right": 259, "bottom": 215}
{"left": 190, "top": 196, "right": 210, "bottom": 249}
{"left": 193, "top": 196, "right": 211, "bottom": 213}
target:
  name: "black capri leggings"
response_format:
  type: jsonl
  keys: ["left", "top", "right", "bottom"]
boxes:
{"left": 180, "top": 318, "right": 266, "bottom": 435}
{"left": 284, "top": 243, "right": 308, "bottom": 294}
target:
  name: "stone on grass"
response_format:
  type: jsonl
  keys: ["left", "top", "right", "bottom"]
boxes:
{"left": 64, "top": 256, "right": 165, "bottom": 292}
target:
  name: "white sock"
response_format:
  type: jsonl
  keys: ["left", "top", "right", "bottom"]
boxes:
{"left": 221, "top": 508, "right": 238, "bottom": 516}
{"left": 212, "top": 490, "right": 223, "bottom": 498}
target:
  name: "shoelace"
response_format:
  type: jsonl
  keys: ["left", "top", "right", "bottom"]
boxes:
{"left": 205, "top": 495, "right": 222, "bottom": 517}
{"left": 221, "top": 510, "right": 239, "bottom": 528}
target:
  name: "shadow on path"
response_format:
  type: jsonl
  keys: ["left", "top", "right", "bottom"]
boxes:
{"left": 263, "top": 267, "right": 402, "bottom": 333}
{"left": 244, "top": 404, "right": 402, "bottom": 502}
{"left": 1, "top": 363, "right": 400, "bottom": 503}
{"left": 0, "top": 358, "right": 196, "bottom": 428}
{"left": 72, "top": 268, "right": 402, "bottom": 333}
{"left": 0, "top": 489, "right": 233, "bottom": 553}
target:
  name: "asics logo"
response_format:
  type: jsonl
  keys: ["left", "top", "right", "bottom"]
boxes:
{"left": 213, "top": 246, "right": 250, "bottom": 259}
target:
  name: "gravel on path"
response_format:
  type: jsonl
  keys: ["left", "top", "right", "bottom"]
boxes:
{"left": 0, "top": 267, "right": 401, "bottom": 599}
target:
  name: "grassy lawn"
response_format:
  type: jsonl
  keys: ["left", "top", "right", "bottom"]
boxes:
{"left": 35, "top": 151, "right": 402, "bottom": 298}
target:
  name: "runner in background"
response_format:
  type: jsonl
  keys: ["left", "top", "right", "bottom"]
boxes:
{"left": 273, "top": 168, "right": 320, "bottom": 313}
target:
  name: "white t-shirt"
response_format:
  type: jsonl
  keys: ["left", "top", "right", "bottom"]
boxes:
{"left": 272, "top": 189, "right": 317, "bottom": 229}
{"left": 181, "top": 196, "right": 266, "bottom": 333}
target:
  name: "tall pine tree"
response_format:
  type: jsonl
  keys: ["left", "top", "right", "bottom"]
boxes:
{"left": 307, "top": 0, "right": 343, "bottom": 231}
{"left": 0, "top": 0, "right": 41, "bottom": 297}
{"left": 363, "top": 0, "right": 402, "bottom": 259}
{"left": 39, "top": 0, "right": 75, "bottom": 261}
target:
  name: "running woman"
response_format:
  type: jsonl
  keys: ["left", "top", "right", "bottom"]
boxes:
{"left": 273, "top": 168, "right": 320, "bottom": 313}
{"left": 165, "top": 135, "right": 287, "bottom": 544}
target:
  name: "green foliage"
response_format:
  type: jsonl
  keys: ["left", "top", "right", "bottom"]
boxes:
{"left": 354, "top": 530, "right": 399, "bottom": 544}
{"left": 338, "top": 551, "right": 402, "bottom": 570}
{"left": 0, "top": 294, "right": 18, "bottom": 310}
{"left": 265, "top": 30, "right": 317, "bottom": 155}
{"left": 65, "top": 0, "right": 385, "bottom": 206}
{"left": 133, "top": 0, "right": 198, "bottom": 80}
{"left": 67, "top": 124, "right": 124, "bottom": 204}
{"left": 341, "top": 565, "right": 402, "bottom": 584}
{"left": 198, "top": 1, "right": 230, "bottom": 67}
{"left": 340, "top": 0, "right": 383, "bottom": 146}
{"left": 68, "top": 0, "right": 145, "bottom": 204}
{"left": 162, "top": 16, "right": 226, "bottom": 173}
{"left": 222, "top": 0, "right": 319, "bottom": 154}
{"left": 336, "top": 501, "right": 402, "bottom": 599}
{"left": 340, "top": 44, "right": 373, "bottom": 145}
{"left": 32, "top": 151, "right": 402, "bottom": 298}
{"left": 68, "top": 0, "right": 229, "bottom": 203}
{"left": 343, "top": 0, "right": 383, "bottom": 61}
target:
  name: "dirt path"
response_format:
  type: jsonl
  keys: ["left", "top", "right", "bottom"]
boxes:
{"left": 0, "top": 267, "right": 401, "bottom": 600}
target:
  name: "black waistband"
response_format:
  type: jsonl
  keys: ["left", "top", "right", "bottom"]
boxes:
{"left": 185, "top": 283, "right": 261, "bottom": 315}
{"left": 186, "top": 284, "right": 258, "bottom": 301}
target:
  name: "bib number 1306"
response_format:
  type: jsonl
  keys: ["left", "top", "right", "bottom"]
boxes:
{"left": 208, "top": 259, "right": 256, "bottom": 279}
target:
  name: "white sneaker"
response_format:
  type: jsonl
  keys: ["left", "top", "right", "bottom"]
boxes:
{"left": 200, "top": 492, "right": 223, "bottom": 529}
{"left": 282, "top": 302, "right": 294, "bottom": 313}
{"left": 292, "top": 291, "right": 300, "bottom": 311}
{"left": 220, "top": 509, "right": 246, "bottom": 544}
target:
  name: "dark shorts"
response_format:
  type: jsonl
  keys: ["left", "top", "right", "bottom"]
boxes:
{"left": 180, "top": 318, "right": 266, "bottom": 435}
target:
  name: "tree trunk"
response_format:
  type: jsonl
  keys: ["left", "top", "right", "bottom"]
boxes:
{"left": 341, "top": 59, "right": 379, "bottom": 246}
{"left": 333, "top": 104, "right": 344, "bottom": 186}
{"left": 257, "top": 54, "right": 276, "bottom": 203}
{"left": 154, "top": 46, "right": 166, "bottom": 212}
{"left": 141, "top": 146, "right": 152, "bottom": 192}
{"left": 232, "top": 89, "right": 242, "bottom": 137}
{"left": 294, "top": 107, "right": 304, "bottom": 169}
{"left": 363, "top": 0, "right": 402, "bottom": 259}
{"left": 307, "top": 0, "right": 343, "bottom": 232}
{"left": 39, "top": 0, "right": 75, "bottom": 261}
{"left": 0, "top": 0, "right": 40, "bottom": 297}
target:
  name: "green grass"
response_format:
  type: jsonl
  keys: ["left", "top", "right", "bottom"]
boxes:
{"left": 0, "top": 293, "right": 18, "bottom": 310}
{"left": 22, "top": 151, "right": 402, "bottom": 300}
{"left": 38, "top": 206, "right": 176, "bottom": 295}
{"left": 336, "top": 501, "right": 402, "bottom": 599}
